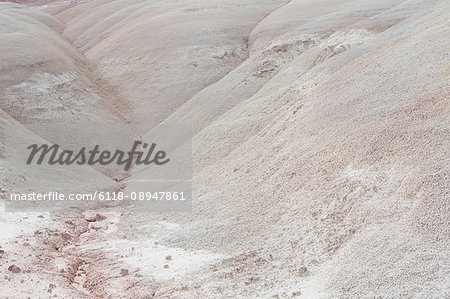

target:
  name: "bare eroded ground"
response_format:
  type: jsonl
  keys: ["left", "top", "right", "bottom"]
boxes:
{"left": 0, "top": 0, "right": 449, "bottom": 298}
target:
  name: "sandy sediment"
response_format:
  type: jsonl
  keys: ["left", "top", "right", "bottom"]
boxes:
{"left": 0, "top": 0, "right": 448, "bottom": 297}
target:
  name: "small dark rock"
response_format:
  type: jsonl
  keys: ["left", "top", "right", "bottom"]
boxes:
{"left": 95, "top": 214, "right": 107, "bottom": 221}
{"left": 298, "top": 266, "right": 308, "bottom": 277}
{"left": 85, "top": 215, "right": 97, "bottom": 222}
{"left": 62, "top": 232, "right": 71, "bottom": 240}
{"left": 8, "top": 264, "right": 21, "bottom": 273}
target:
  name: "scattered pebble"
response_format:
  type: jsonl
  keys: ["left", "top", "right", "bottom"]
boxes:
{"left": 292, "top": 290, "right": 302, "bottom": 297}
{"left": 165, "top": 255, "right": 172, "bottom": 261}
{"left": 90, "top": 222, "right": 108, "bottom": 231}
{"left": 8, "top": 265, "right": 21, "bottom": 273}
{"left": 85, "top": 215, "right": 97, "bottom": 222}
{"left": 298, "top": 266, "right": 308, "bottom": 277}
{"left": 96, "top": 214, "right": 107, "bottom": 221}
{"left": 120, "top": 268, "right": 129, "bottom": 276}
{"left": 164, "top": 264, "right": 169, "bottom": 269}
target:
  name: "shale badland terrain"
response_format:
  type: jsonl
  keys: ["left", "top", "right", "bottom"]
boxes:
{"left": 0, "top": 0, "right": 449, "bottom": 298}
